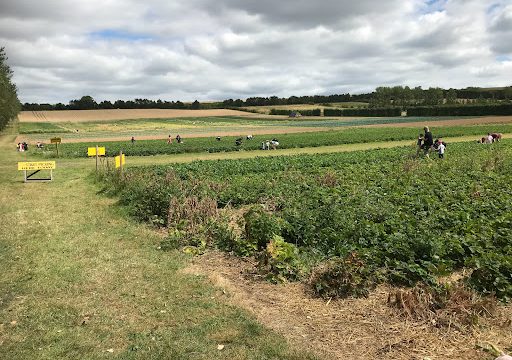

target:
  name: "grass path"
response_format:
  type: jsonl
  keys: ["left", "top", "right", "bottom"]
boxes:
{"left": 0, "top": 124, "right": 315, "bottom": 359}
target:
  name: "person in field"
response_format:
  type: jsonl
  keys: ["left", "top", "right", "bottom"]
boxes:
{"left": 176, "top": 134, "right": 182, "bottom": 143}
{"left": 270, "top": 138, "right": 279, "bottom": 150}
{"left": 416, "top": 133, "right": 423, "bottom": 156}
{"left": 131, "top": 136, "right": 135, "bottom": 143}
{"left": 437, "top": 139, "right": 446, "bottom": 159}
{"left": 491, "top": 133, "right": 502, "bottom": 142}
{"left": 167, "top": 135, "right": 172, "bottom": 144}
{"left": 423, "top": 126, "right": 433, "bottom": 157}
{"left": 487, "top": 133, "right": 494, "bottom": 143}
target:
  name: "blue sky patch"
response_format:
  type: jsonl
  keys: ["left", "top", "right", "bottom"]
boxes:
{"left": 496, "top": 55, "right": 511, "bottom": 62}
{"left": 89, "top": 29, "right": 152, "bottom": 42}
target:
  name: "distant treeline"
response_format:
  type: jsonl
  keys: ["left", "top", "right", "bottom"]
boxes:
{"left": 21, "top": 86, "right": 512, "bottom": 112}
{"left": 268, "top": 104, "right": 512, "bottom": 118}
{"left": 0, "top": 48, "right": 21, "bottom": 131}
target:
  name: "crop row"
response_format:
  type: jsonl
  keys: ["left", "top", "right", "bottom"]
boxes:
{"left": 33, "top": 123, "right": 512, "bottom": 158}
{"left": 101, "top": 140, "right": 512, "bottom": 300}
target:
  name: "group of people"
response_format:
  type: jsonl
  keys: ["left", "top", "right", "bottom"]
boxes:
{"left": 262, "top": 138, "right": 279, "bottom": 150}
{"left": 479, "top": 133, "right": 502, "bottom": 144}
{"left": 165, "top": 134, "right": 183, "bottom": 144}
{"left": 214, "top": 134, "right": 255, "bottom": 147}
{"left": 417, "top": 126, "right": 446, "bottom": 159}
{"left": 16, "top": 142, "right": 29, "bottom": 151}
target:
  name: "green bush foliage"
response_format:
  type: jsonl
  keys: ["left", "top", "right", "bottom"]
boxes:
{"left": 260, "top": 235, "right": 304, "bottom": 283}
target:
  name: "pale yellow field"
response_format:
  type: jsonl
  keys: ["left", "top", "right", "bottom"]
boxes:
{"left": 242, "top": 102, "right": 368, "bottom": 114}
{"left": 18, "top": 109, "right": 256, "bottom": 122}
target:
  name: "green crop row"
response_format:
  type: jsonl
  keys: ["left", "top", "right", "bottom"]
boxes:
{"left": 101, "top": 140, "right": 512, "bottom": 301}
{"left": 31, "top": 123, "right": 512, "bottom": 158}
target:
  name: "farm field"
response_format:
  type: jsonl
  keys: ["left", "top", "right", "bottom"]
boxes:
{"left": 0, "top": 126, "right": 315, "bottom": 360}
{"left": 25, "top": 123, "right": 512, "bottom": 158}
{"left": 16, "top": 114, "right": 512, "bottom": 145}
{"left": 4, "top": 113, "right": 512, "bottom": 359}
{"left": 100, "top": 139, "right": 512, "bottom": 359}
{"left": 241, "top": 102, "right": 369, "bottom": 114}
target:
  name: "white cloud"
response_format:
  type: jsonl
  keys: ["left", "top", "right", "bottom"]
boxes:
{"left": 0, "top": 0, "right": 511, "bottom": 103}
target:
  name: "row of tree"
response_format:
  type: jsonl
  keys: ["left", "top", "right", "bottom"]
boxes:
{"left": 369, "top": 86, "right": 512, "bottom": 108}
{"left": 0, "top": 48, "right": 20, "bottom": 131}
{"left": 22, "top": 85, "right": 512, "bottom": 112}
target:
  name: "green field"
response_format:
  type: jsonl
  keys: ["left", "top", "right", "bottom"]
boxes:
{"left": 4, "top": 116, "right": 512, "bottom": 359}
{"left": 18, "top": 115, "right": 491, "bottom": 143}
{"left": 27, "top": 123, "right": 512, "bottom": 158}
{"left": 0, "top": 123, "right": 316, "bottom": 360}
{"left": 102, "top": 140, "right": 512, "bottom": 301}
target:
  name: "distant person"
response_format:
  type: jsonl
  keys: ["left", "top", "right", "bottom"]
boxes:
{"left": 176, "top": 134, "right": 182, "bottom": 143}
{"left": 487, "top": 133, "right": 494, "bottom": 144}
{"left": 416, "top": 134, "right": 423, "bottom": 156}
{"left": 235, "top": 137, "right": 242, "bottom": 146}
{"left": 437, "top": 140, "right": 446, "bottom": 159}
{"left": 167, "top": 135, "right": 173, "bottom": 144}
{"left": 491, "top": 133, "right": 502, "bottom": 142}
{"left": 36, "top": 141, "right": 44, "bottom": 149}
{"left": 270, "top": 138, "right": 279, "bottom": 150}
{"left": 131, "top": 136, "right": 135, "bottom": 143}
{"left": 423, "top": 126, "right": 433, "bottom": 157}
{"left": 23, "top": 142, "right": 28, "bottom": 151}
{"left": 246, "top": 134, "right": 253, "bottom": 140}
{"left": 265, "top": 140, "right": 270, "bottom": 150}
{"left": 216, "top": 136, "right": 221, "bottom": 141}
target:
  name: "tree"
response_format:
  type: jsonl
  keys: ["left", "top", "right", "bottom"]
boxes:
{"left": 446, "top": 89, "right": 457, "bottom": 105}
{"left": 69, "top": 95, "right": 97, "bottom": 110}
{"left": 0, "top": 47, "right": 21, "bottom": 131}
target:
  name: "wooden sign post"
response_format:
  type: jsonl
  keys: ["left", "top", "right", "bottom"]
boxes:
{"left": 51, "top": 137, "right": 61, "bottom": 157}
{"left": 87, "top": 146, "right": 106, "bottom": 173}
{"left": 115, "top": 151, "right": 125, "bottom": 176}
{"left": 18, "top": 161, "right": 56, "bottom": 182}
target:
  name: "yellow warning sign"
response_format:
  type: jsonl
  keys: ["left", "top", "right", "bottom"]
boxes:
{"left": 87, "top": 147, "right": 106, "bottom": 156}
{"left": 115, "top": 154, "right": 126, "bottom": 168}
{"left": 18, "top": 161, "right": 56, "bottom": 171}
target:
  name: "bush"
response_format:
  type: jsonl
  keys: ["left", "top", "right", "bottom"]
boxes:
{"left": 468, "top": 253, "right": 512, "bottom": 302}
{"left": 259, "top": 235, "right": 304, "bottom": 282}
{"left": 243, "top": 207, "right": 283, "bottom": 250}
{"left": 309, "top": 252, "right": 380, "bottom": 299}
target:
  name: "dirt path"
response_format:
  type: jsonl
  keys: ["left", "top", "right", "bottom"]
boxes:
{"left": 185, "top": 252, "right": 512, "bottom": 360}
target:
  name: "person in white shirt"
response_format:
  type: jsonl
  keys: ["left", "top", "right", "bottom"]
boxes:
{"left": 438, "top": 141, "right": 446, "bottom": 159}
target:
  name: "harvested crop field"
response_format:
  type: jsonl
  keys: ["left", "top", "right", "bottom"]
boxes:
{"left": 185, "top": 251, "right": 512, "bottom": 360}
{"left": 18, "top": 109, "right": 257, "bottom": 122}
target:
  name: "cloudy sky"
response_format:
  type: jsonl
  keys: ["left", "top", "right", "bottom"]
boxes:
{"left": 0, "top": 0, "right": 511, "bottom": 103}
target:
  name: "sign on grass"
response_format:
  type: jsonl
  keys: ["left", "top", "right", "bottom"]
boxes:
{"left": 88, "top": 147, "right": 106, "bottom": 156}
{"left": 50, "top": 137, "right": 61, "bottom": 144}
{"left": 115, "top": 154, "right": 125, "bottom": 168}
{"left": 18, "top": 161, "right": 56, "bottom": 171}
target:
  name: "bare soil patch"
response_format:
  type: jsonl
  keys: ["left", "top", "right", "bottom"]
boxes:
{"left": 184, "top": 251, "right": 512, "bottom": 360}
{"left": 18, "top": 109, "right": 257, "bottom": 122}
{"left": 18, "top": 127, "right": 333, "bottom": 144}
